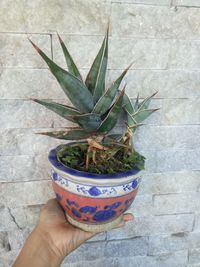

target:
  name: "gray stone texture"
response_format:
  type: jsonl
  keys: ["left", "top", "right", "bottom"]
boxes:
{"left": 0, "top": 0, "right": 200, "bottom": 266}
{"left": 153, "top": 192, "right": 200, "bottom": 214}
{"left": 0, "top": 100, "right": 74, "bottom": 129}
{"left": 52, "top": 35, "right": 200, "bottom": 70}
{"left": 107, "top": 214, "right": 194, "bottom": 239}
{"left": 0, "top": 181, "right": 53, "bottom": 206}
{"left": 62, "top": 250, "right": 188, "bottom": 267}
{"left": 194, "top": 213, "right": 200, "bottom": 232}
{"left": 2, "top": 69, "right": 200, "bottom": 99}
{"left": 139, "top": 171, "right": 200, "bottom": 195}
{"left": 111, "top": 4, "right": 200, "bottom": 39}
{"left": 9, "top": 206, "right": 42, "bottom": 228}
{"left": 108, "top": 69, "right": 200, "bottom": 98}
{"left": 0, "top": 232, "right": 10, "bottom": 253}
{"left": 0, "top": 128, "right": 67, "bottom": 156}
{"left": 0, "top": 250, "right": 19, "bottom": 267}
{"left": 148, "top": 232, "right": 200, "bottom": 255}
{"left": 0, "top": 0, "right": 110, "bottom": 34}
{"left": 107, "top": 0, "right": 171, "bottom": 5}
{"left": 65, "top": 237, "right": 148, "bottom": 263}
{"left": 0, "top": 34, "right": 51, "bottom": 68}
{"left": 173, "top": 0, "right": 200, "bottom": 7}
{"left": 129, "top": 194, "right": 153, "bottom": 217}
{"left": 189, "top": 248, "right": 200, "bottom": 265}
{"left": 0, "top": 154, "right": 51, "bottom": 182}
{"left": 141, "top": 148, "right": 200, "bottom": 172}
{"left": 134, "top": 125, "right": 200, "bottom": 150}
{"left": 0, "top": 69, "right": 66, "bottom": 99}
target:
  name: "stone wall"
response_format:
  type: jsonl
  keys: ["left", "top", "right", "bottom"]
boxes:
{"left": 0, "top": 0, "right": 200, "bottom": 266}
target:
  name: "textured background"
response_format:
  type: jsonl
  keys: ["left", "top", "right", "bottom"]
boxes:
{"left": 0, "top": 0, "right": 200, "bottom": 266}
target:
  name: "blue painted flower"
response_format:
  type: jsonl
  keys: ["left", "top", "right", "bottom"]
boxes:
{"left": 66, "top": 199, "right": 79, "bottom": 208}
{"left": 72, "top": 208, "right": 81, "bottom": 218}
{"left": 93, "top": 210, "right": 116, "bottom": 222}
{"left": 104, "top": 202, "right": 121, "bottom": 210}
{"left": 125, "top": 199, "right": 129, "bottom": 205}
{"left": 131, "top": 180, "right": 138, "bottom": 189}
{"left": 52, "top": 172, "right": 58, "bottom": 181}
{"left": 60, "top": 179, "right": 68, "bottom": 186}
{"left": 110, "top": 202, "right": 121, "bottom": 209}
{"left": 79, "top": 206, "right": 97, "bottom": 214}
{"left": 88, "top": 186, "right": 102, "bottom": 196}
{"left": 76, "top": 185, "right": 88, "bottom": 194}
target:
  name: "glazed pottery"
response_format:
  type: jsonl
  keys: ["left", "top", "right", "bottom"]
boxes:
{"left": 48, "top": 143, "right": 142, "bottom": 232}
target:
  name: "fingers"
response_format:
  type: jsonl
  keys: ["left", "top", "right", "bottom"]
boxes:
{"left": 123, "top": 213, "right": 134, "bottom": 221}
{"left": 45, "top": 198, "right": 61, "bottom": 210}
{"left": 40, "top": 198, "right": 134, "bottom": 232}
{"left": 42, "top": 198, "right": 65, "bottom": 214}
{"left": 39, "top": 198, "right": 67, "bottom": 224}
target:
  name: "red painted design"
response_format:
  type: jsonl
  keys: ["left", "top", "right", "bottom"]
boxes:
{"left": 52, "top": 181, "right": 138, "bottom": 225}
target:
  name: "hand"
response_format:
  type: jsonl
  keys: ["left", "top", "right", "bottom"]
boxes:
{"left": 13, "top": 198, "right": 134, "bottom": 267}
{"left": 36, "top": 199, "right": 134, "bottom": 259}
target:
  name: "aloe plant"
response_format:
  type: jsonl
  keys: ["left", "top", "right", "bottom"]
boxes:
{"left": 29, "top": 28, "right": 158, "bottom": 173}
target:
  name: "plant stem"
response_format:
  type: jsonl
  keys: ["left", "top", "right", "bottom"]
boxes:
{"left": 92, "top": 150, "right": 97, "bottom": 164}
{"left": 85, "top": 146, "right": 91, "bottom": 170}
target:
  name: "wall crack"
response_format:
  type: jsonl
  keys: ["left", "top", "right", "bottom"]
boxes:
{"left": 8, "top": 207, "right": 23, "bottom": 230}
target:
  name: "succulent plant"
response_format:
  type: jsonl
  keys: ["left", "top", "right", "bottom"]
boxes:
{"left": 29, "top": 28, "right": 158, "bottom": 173}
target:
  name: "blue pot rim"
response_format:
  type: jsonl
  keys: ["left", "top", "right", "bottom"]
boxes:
{"left": 48, "top": 143, "right": 141, "bottom": 180}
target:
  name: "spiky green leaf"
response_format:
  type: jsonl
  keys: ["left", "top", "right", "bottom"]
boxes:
{"left": 93, "top": 67, "right": 130, "bottom": 115}
{"left": 32, "top": 99, "right": 81, "bottom": 122}
{"left": 85, "top": 28, "right": 108, "bottom": 102}
{"left": 132, "top": 109, "right": 159, "bottom": 123}
{"left": 123, "top": 93, "right": 134, "bottom": 114}
{"left": 57, "top": 34, "right": 83, "bottom": 81}
{"left": 29, "top": 39, "right": 94, "bottom": 113}
{"left": 72, "top": 113, "right": 102, "bottom": 132}
{"left": 97, "top": 89, "right": 124, "bottom": 133}
{"left": 102, "top": 134, "right": 123, "bottom": 144}
{"left": 134, "top": 93, "right": 140, "bottom": 111}
{"left": 138, "top": 91, "right": 158, "bottom": 111}
{"left": 127, "top": 110, "right": 137, "bottom": 127}
{"left": 36, "top": 129, "right": 90, "bottom": 140}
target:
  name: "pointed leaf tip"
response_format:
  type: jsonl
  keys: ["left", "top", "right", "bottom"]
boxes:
{"left": 29, "top": 39, "right": 93, "bottom": 112}
{"left": 28, "top": 39, "right": 42, "bottom": 54}
{"left": 57, "top": 33, "right": 83, "bottom": 81}
{"left": 57, "top": 33, "right": 64, "bottom": 44}
{"left": 85, "top": 28, "right": 108, "bottom": 102}
{"left": 35, "top": 130, "right": 91, "bottom": 140}
{"left": 127, "top": 62, "right": 134, "bottom": 70}
{"left": 32, "top": 99, "right": 81, "bottom": 122}
{"left": 122, "top": 63, "right": 133, "bottom": 76}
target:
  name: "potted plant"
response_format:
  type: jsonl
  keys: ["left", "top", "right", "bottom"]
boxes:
{"left": 29, "top": 28, "right": 158, "bottom": 232}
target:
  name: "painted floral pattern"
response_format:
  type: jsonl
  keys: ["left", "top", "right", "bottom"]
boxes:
{"left": 53, "top": 181, "right": 138, "bottom": 224}
{"left": 51, "top": 170, "right": 141, "bottom": 197}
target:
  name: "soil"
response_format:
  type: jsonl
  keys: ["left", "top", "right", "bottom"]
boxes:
{"left": 57, "top": 143, "right": 145, "bottom": 175}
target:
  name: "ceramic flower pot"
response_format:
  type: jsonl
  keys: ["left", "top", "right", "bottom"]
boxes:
{"left": 48, "top": 143, "right": 142, "bottom": 232}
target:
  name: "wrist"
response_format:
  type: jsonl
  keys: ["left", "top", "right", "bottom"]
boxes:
{"left": 13, "top": 226, "right": 63, "bottom": 267}
{"left": 33, "top": 226, "right": 64, "bottom": 264}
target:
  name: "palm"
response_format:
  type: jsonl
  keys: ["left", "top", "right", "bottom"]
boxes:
{"left": 38, "top": 199, "right": 133, "bottom": 258}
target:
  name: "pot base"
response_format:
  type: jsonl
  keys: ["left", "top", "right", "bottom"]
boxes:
{"left": 66, "top": 214, "right": 124, "bottom": 233}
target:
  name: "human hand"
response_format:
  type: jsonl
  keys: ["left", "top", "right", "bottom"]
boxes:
{"left": 36, "top": 198, "right": 134, "bottom": 260}
{"left": 13, "top": 198, "right": 134, "bottom": 267}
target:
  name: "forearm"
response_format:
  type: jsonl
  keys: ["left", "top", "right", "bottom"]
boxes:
{"left": 13, "top": 227, "right": 63, "bottom": 267}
